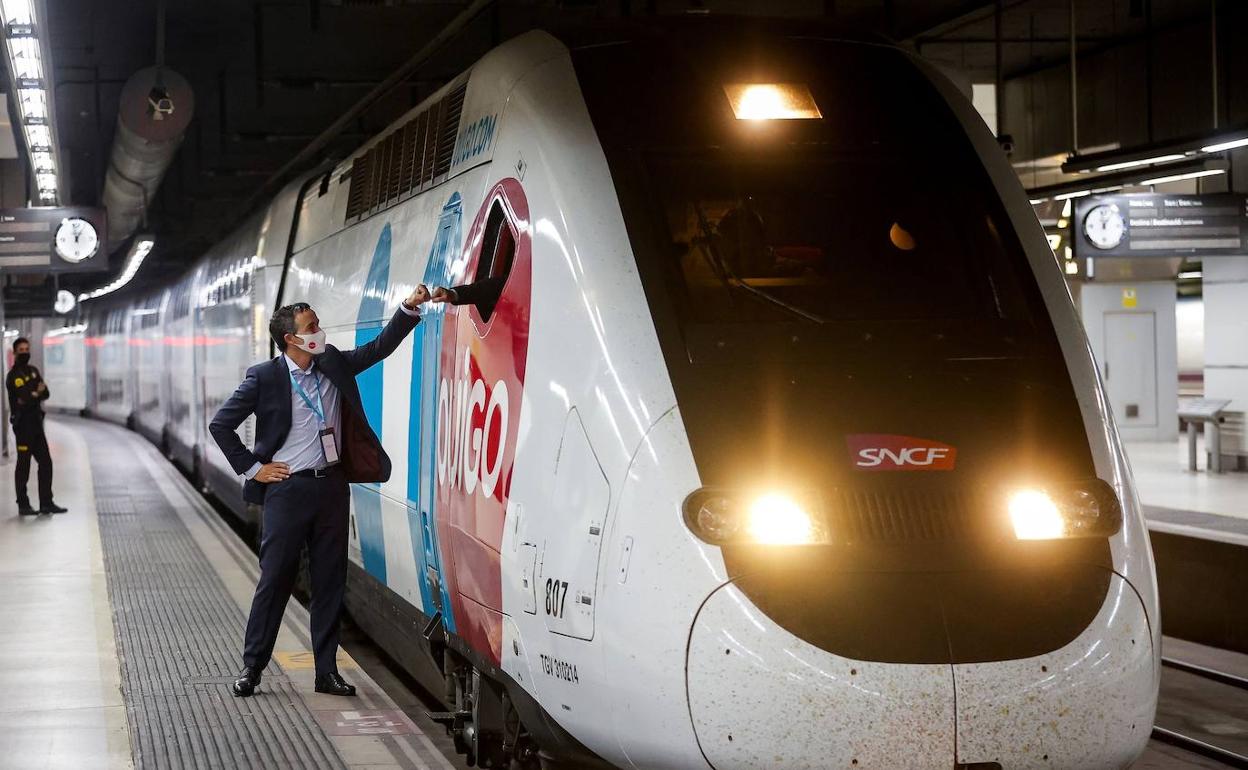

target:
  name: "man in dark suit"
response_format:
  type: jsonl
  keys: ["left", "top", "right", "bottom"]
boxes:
{"left": 210, "top": 286, "right": 429, "bottom": 697}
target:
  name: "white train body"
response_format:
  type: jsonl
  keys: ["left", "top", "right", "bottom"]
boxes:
{"left": 45, "top": 22, "right": 1159, "bottom": 769}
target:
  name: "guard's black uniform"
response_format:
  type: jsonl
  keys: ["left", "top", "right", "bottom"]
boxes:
{"left": 6, "top": 360, "right": 53, "bottom": 510}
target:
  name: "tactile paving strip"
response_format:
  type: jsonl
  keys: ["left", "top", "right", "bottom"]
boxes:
{"left": 85, "top": 421, "right": 346, "bottom": 770}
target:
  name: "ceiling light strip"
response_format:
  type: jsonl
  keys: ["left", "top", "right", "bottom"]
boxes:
{"left": 0, "top": 0, "right": 61, "bottom": 204}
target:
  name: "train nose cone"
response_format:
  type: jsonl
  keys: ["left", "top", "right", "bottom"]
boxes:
{"left": 686, "top": 580, "right": 957, "bottom": 769}
{"left": 952, "top": 573, "right": 1156, "bottom": 769}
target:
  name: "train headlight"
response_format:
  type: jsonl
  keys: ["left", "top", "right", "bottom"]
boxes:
{"left": 684, "top": 488, "right": 827, "bottom": 545}
{"left": 1008, "top": 480, "right": 1122, "bottom": 540}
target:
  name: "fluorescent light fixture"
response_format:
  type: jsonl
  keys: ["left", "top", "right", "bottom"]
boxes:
{"left": 1200, "top": 136, "right": 1248, "bottom": 153}
{"left": 1139, "top": 168, "right": 1226, "bottom": 186}
{"left": 8, "top": 36, "right": 40, "bottom": 79}
{"left": 1065, "top": 260, "right": 1079, "bottom": 275}
{"left": 1054, "top": 189, "right": 1092, "bottom": 201}
{"left": 24, "top": 123, "right": 50, "bottom": 148}
{"left": 0, "top": 0, "right": 35, "bottom": 25}
{"left": 1094, "top": 153, "right": 1185, "bottom": 172}
{"left": 2, "top": 0, "right": 61, "bottom": 203}
{"left": 723, "top": 83, "right": 822, "bottom": 121}
{"left": 79, "top": 238, "right": 156, "bottom": 301}
{"left": 17, "top": 87, "right": 46, "bottom": 119}
{"left": 1177, "top": 271, "right": 1202, "bottom": 280}
{"left": 1061, "top": 199, "right": 1073, "bottom": 217}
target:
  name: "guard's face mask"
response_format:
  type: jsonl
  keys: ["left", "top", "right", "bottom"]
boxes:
{"left": 290, "top": 329, "right": 327, "bottom": 356}
{"left": 15, "top": 353, "right": 29, "bottom": 366}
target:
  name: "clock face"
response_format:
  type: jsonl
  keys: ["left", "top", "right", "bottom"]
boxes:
{"left": 1084, "top": 204, "right": 1126, "bottom": 250}
{"left": 54, "top": 217, "right": 99, "bottom": 263}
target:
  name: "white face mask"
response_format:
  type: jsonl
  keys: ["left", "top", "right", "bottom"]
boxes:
{"left": 291, "top": 328, "right": 327, "bottom": 355}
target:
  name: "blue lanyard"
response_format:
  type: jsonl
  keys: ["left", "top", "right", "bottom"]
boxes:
{"left": 289, "top": 368, "right": 326, "bottom": 425}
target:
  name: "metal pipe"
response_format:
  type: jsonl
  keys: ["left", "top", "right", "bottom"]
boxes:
{"left": 1069, "top": 0, "right": 1078, "bottom": 153}
{"left": 237, "top": 0, "right": 495, "bottom": 218}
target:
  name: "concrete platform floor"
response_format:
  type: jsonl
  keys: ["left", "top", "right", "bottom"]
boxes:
{"left": 1126, "top": 436, "right": 1248, "bottom": 527}
{"left": 0, "top": 417, "right": 462, "bottom": 769}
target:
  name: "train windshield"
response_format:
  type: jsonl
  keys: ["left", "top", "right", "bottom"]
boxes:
{"left": 648, "top": 151, "right": 1033, "bottom": 326}
{"left": 573, "top": 25, "right": 1058, "bottom": 359}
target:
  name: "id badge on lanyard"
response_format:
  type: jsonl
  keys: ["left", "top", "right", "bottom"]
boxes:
{"left": 319, "top": 428, "right": 339, "bottom": 465}
{"left": 292, "top": 369, "right": 340, "bottom": 466}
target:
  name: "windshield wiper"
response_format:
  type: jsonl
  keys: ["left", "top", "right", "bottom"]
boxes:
{"left": 692, "top": 203, "right": 827, "bottom": 325}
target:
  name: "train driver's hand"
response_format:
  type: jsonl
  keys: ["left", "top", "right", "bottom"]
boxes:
{"left": 255, "top": 462, "right": 290, "bottom": 483}
{"left": 404, "top": 284, "right": 432, "bottom": 309}
{"left": 430, "top": 287, "right": 458, "bottom": 304}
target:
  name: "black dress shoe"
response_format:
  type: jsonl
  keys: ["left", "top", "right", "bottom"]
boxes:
{"left": 232, "top": 667, "right": 262, "bottom": 697}
{"left": 314, "top": 672, "right": 356, "bottom": 697}
{"left": 17, "top": 503, "right": 37, "bottom": 516}
{"left": 39, "top": 502, "right": 68, "bottom": 514}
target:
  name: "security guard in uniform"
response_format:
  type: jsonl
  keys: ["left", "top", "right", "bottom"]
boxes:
{"left": 6, "top": 337, "right": 66, "bottom": 516}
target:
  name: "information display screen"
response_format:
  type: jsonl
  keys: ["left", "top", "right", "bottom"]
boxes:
{"left": 1074, "top": 193, "right": 1247, "bottom": 258}
{"left": 0, "top": 206, "right": 107, "bottom": 273}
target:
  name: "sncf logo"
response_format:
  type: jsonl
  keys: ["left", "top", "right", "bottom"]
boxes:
{"left": 846, "top": 434, "right": 957, "bottom": 472}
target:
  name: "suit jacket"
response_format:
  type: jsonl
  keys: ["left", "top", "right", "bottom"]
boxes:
{"left": 209, "top": 308, "right": 420, "bottom": 505}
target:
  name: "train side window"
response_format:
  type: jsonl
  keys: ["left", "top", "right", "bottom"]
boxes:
{"left": 470, "top": 200, "right": 515, "bottom": 323}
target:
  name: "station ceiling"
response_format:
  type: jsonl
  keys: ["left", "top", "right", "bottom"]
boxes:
{"left": 26, "top": 0, "right": 1230, "bottom": 290}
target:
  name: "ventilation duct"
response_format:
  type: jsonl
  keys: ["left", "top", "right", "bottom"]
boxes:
{"left": 101, "top": 65, "right": 194, "bottom": 248}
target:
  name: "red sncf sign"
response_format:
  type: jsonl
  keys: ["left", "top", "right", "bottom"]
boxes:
{"left": 846, "top": 434, "right": 957, "bottom": 472}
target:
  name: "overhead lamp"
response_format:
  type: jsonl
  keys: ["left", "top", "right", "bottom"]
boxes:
{"left": 17, "top": 87, "right": 45, "bottom": 119}
{"left": 30, "top": 150, "right": 53, "bottom": 172}
{"left": 1062, "top": 123, "right": 1248, "bottom": 174}
{"left": 1201, "top": 136, "right": 1248, "bottom": 153}
{"left": 78, "top": 237, "right": 156, "bottom": 302}
{"left": 8, "top": 36, "right": 40, "bottom": 79}
{"left": 1027, "top": 158, "right": 1226, "bottom": 203}
{"left": 0, "top": 0, "right": 36, "bottom": 25}
{"left": 1138, "top": 168, "right": 1226, "bottom": 186}
{"left": 24, "top": 123, "right": 50, "bottom": 148}
{"left": 723, "top": 83, "right": 822, "bottom": 121}
{"left": 1, "top": 0, "right": 61, "bottom": 204}
{"left": 1093, "top": 153, "right": 1185, "bottom": 172}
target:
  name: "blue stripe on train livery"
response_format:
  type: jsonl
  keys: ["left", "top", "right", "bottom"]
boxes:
{"left": 352, "top": 224, "right": 392, "bottom": 584}
{"left": 406, "top": 194, "right": 461, "bottom": 631}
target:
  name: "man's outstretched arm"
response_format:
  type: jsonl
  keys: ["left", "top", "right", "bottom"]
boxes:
{"left": 341, "top": 285, "right": 430, "bottom": 375}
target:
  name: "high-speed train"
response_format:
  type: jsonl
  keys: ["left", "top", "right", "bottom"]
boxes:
{"left": 44, "top": 19, "right": 1159, "bottom": 770}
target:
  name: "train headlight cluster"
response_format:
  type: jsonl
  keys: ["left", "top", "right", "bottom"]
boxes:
{"left": 684, "top": 488, "right": 827, "bottom": 545}
{"left": 1008, "top": 480, "right": 1123, "bottom": 540}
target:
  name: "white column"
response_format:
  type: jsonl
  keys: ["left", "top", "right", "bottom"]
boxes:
{"left": 1202, "top": 257, "right": 1248, "bottom": 411}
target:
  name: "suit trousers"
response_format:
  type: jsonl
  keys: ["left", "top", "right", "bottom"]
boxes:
{"left": 242, "top": 470, "right": 350, "bottom": 677}
{"left": 13, "top": 417, "right": 53, "bottom": 507}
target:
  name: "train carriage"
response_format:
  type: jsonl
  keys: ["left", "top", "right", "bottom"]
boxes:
{"left": 61, "top": 20, "right": 1158, "bottom": 770}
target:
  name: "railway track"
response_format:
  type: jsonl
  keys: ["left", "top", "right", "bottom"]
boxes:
{"left": 1150, "top": 655, "right": 1248, "bottom": 768}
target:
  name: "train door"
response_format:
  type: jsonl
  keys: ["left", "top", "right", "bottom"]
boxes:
{"left": 408, "top": 194, "right": 463, "bottom": 626}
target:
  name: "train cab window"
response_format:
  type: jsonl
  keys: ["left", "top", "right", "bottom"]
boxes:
{"left": 465, "top": 199, "right": 515, "bottom": 322}
{"left": 650, "top": 154, "right": 1033, "bottom": 328}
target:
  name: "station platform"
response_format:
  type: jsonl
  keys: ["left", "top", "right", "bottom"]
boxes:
{"left": 1126, "top": 437, "right": 1248, "bottom": 544}
{"left": 0, "top": 416, "right": 464, "bottom": 770}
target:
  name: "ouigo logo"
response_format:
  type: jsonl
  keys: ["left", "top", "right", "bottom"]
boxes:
{"left": 846, "top": 434, "right": 957, "bottom": 472}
